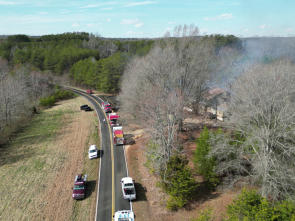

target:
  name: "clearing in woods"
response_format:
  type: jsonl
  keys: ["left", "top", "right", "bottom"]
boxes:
{"left": 0, "top": 96, "right": 99, "bottom": 220}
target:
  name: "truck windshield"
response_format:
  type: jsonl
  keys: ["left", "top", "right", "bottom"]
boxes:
{"left": 90, "top": 149, "right": 96, "bottom": 153}
{"left": 74, "top": 185, "right": 85, "bottom": 190}
{"left": 124, "top": 188, "right": 134, "bottom": 195}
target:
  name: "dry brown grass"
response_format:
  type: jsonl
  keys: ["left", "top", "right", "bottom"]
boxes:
{"left": 0, "top": 96, "right": 99, "bottom": 221}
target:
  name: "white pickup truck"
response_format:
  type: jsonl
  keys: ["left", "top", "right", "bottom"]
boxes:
{"left": 121, "top": 177, "right": 136, "bottom": 200}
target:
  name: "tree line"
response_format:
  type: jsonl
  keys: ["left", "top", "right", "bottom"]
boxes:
{"left": 0, "top": 59, "right": 54, "bottom": 144}
{"left": 0, "top": 32, "right": 154, "bottom": 93}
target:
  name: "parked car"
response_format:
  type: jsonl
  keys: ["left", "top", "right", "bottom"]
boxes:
{"left": 72, "top": 174, "right": 87, "bottom": 200}
{"left": 88, "top": 145, "right": 98, "bottom": 159}
{"left": 86, "top": 89, "right": 93, "bottom": 94}
{"left": 113, "top": 210, "right": 135, "bottom": 221}
{"left": 121, "top": 177, "right": 136, "bottom": 200}
{"left": 80, "top": 104, "right": 89, "bottom": 110}
{"left": 84, "top": 106, "right": 92, "bottom": 111}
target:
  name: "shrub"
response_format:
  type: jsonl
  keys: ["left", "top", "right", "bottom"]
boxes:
{"left": 226, "top": 189, "right": 295, "bottom": 220}
{"left": 54, "top": 89, "right": 75, "bottom": 100}
{"left": 39, "top": 96, "right": 56, "bottom": 107}
{"left": 192, "top": 209, "right": 213, "bottom": 221}
{"left": 161, "top": 155, "right": 198, "bottom": 210}
{"left": 39, "top": 88, "right": 75, "bottom": 107}
{"left": 194, "top": 127, "right": 219, "bottom": 187}
{"left": 166, "top": 196, "right": 187, "bottom": 211}
{"left": 226, "top": 189, "right": 272, "bottom": 220}
{"left": 272, "top": 200, "right": 295, "bottom": 221}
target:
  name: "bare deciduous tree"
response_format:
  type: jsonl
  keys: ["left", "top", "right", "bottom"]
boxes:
{"left": 0, "top": 61, "right": 53, "bottom": 143}
{"left": 210, "top": 60, "right": 295, "bottom": 201}
{"left": 119, "top": 27, "right": 219, "bottom": 174}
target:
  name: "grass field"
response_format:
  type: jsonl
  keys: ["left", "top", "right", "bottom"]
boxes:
{"left": 71, "top": 118, "right": 100, "bottom": 221}
{"left": 0, "top": 96, "right": 99, "bottom": 220}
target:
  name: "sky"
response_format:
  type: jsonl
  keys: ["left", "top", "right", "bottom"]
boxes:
{"left": 0, "top": 0, "right": 294, "bottom": 38}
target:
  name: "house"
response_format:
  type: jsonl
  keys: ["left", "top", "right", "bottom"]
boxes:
{"left": 202, "top": 88, "right": 229, "bottom": 121}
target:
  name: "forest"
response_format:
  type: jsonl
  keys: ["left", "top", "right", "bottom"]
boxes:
{"left": 1, "top": 28, "right": 294, "bottom": 219}
{"left": 0, "top": 32, "right": 154, "bottom": 92}
{"left": 0, "top": 32, "right": 154, "bottom": 143}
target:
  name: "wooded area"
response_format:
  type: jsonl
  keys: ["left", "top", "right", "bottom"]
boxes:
{"left": 118, "top": 25, "right": 295, "bottom": 214}
{"left": 1, "top": 29, "right": 294, "bottom": 217}
{"left": 0, "top": 58, "right": 54, "bottom": 143}
{"left": 0, "top": 33, "right": 154, "bottom": 92}
{"left": 119, "top": 25, "right": 244, "bottom": 209}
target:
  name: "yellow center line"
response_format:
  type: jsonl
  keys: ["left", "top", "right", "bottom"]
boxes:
{"left": 101, "top": 108, "right": 115, "bottom": 220}
{"left": 68, "top": 87, "right": 115, "bottom": 221}
{"left": 86, "top": 93, "right": 115, "bottom": 220}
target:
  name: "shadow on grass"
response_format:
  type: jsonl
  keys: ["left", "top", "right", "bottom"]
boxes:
{"left": 85, "top": 180, "right": 97, "bottom": 199}
{"left": 0, "top": 145, "right": 36, "bottom": 167}
{"left": 134, "top": 182, "right": 147, "bottom": 201}
{"left": 184, "top": 181, "right": 220, "bottom": 211}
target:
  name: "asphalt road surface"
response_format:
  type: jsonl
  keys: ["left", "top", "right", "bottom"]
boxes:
{"left": 69, "top": 89, "right": 130, "bottom": 221}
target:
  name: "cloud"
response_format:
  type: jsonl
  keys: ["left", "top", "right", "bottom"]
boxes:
{"left": 259, "top": 24, "right": 270, "bottom": 29}
{"left": 101, "top": 7, "right": 113, "bottom": 10}
{"left": 106, "top": 18, "right": 111, "bottom": 22}
{"left": 121, "top": 18, "right": 139, "bottom": 25}
{"left": 60, "top": 9, "right": 70, "bottom": 14}
{"left": 80, "top": 2, "right": 117, "bottom": 9}
{"left": 230, "top": 2, "right": 240, "bottom": 6}
{"left": 125, "top": 30, "right": 144, "bottom": 37}
{"left": 72, "top": 23, "right": 80, "bottom": 27}
{"left": 124, "top": 1, "right": 156, "bottom": 7}
{"left": 121, "top": 18, "right": 143, "bottom": 28}
{"left": 204, "top": 13, "right": 233, "bottom": 21}
{"left": 38, "top": 11, "right": 48, "bottom": 15}
{"left": 134, "top": 22, "right": 143, "bottom": 28}
{"left": 87, "top": 23, "right": 94, "bottom": 27}
{"left": 0, "top": 1, "right": 16, "bottom": 5}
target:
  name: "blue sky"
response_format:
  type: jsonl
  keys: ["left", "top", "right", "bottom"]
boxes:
{"left": 0, "top": 0, "right": 294, "bottom": 37}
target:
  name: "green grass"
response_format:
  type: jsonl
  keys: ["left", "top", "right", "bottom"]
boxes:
{"left": 0, "top": 109, "right": 75, "bottom": 167}
{"left": 0, "top": 106, "right": 75, "bottom": 220}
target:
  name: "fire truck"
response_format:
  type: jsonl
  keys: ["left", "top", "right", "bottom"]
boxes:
{"left": 113, "top": 126, "right": 124, "bottom": 145}
{"left": 108, "top": 113, "right": 120, "bottom": 127}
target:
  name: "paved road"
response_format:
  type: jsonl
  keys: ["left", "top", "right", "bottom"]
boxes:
{"left": 69, "top": 89, "right": 130, "bottom": 221}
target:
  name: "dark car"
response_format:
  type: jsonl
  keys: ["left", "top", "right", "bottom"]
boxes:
{"left": 80, "top": 104, "right": 89, "bottom": 110}
{"left": 84, "top": 106, "right": 92, "bottom": 111}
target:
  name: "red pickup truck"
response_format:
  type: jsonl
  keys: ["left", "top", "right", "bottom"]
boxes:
{"left": 72, "top": 174, "right": 87, "bottom": 200}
